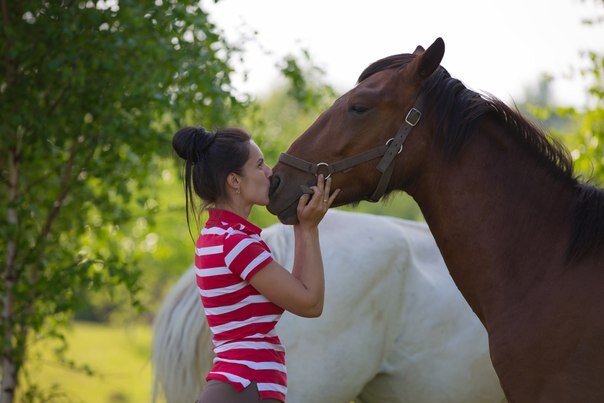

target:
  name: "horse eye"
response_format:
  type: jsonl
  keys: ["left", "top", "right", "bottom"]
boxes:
{"left": 349, "top": 104, "right": 369, "bottom": 114}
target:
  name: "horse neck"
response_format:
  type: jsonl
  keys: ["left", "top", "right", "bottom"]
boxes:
{"left": 407, "top": 118, "right": 576, "bottom": 325}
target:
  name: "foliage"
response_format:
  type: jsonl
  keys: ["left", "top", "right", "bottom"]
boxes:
{"left": 520, "top": 1, "right": 603, "bottom": 183}
{"left": 548, "top": 0, "right": 604, "bottom": 182}
{"left": 570, "top": 48, "right": 604, "bottom": 182}
{"left": 0, "top": 1, "right": 245, "bottom": 400}
{"left": 278, "top": 49, "right": 337, "bottom": 113}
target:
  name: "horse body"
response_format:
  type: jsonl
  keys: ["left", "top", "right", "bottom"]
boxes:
{"left": 267, "top": 38, "right": 604, "bottom": 401}
{"left": 152, "top": 210, "right": 503, "bottom": 402}
{"left": 413, "top": 105, "right": 604, "bottom": 401}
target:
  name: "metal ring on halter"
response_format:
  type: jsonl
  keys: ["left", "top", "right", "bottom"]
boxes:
{"left": 315, "top": 162, "right": 331, "bottom": 179}
{"left": 385, "top": 138, "right": 403, "bottom": 154}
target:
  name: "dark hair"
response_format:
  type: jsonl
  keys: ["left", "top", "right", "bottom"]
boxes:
{"left": 172, "top": 126, "right": 251, "bottom": 234}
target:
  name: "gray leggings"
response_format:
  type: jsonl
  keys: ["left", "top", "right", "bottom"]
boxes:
{"left": 195, "top": 380, "right": 282, "bottom": 403}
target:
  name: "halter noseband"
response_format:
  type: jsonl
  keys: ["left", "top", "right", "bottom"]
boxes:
{"left": 278, "top": 98, "right": 424, "bottom": 202}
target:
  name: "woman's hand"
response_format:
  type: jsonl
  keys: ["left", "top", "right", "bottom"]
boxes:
{"left": 296, "top": 174, "right": 340, "bottom": 230}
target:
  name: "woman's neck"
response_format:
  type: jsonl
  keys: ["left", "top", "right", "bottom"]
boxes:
{"left": 214, "top": 199, "right": 252, "bottom": 220}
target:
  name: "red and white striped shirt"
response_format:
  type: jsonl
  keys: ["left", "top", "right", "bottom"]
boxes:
{"left": 195, "top": 209, "right": 287, "bottom": 401}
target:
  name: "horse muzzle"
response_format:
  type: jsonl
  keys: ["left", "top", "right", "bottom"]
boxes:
{"left": 268, "top": 172, "right": 316, "bottom": 225}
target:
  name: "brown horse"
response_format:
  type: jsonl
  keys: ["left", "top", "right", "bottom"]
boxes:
{"left": 267, "top": 38, "right": 604, "bottom": 402}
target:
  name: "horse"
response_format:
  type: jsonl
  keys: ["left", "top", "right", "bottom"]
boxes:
{"left": 152, "top": 210, "right": 504, "bottom": 403}
{"left": 266, "top": 37, "right": 604, "bottom": 402}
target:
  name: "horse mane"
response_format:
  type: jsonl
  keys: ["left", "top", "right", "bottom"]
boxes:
{"left": 358, "top": 53, "right": 604, "bottom": 263}
{"left": 570, "top": 184, "right": 604, "bottom": 262}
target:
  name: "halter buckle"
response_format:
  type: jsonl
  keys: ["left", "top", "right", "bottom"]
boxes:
{"left": 385, "top": 138, "right": 403, "bottom": 154}
{"left": 405, "top": 108, "right": 421, "bottom": 126}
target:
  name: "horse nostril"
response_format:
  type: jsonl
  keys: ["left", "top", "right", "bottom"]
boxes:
{"left": 269, "top": 174, "right": 281, "bottom": 197}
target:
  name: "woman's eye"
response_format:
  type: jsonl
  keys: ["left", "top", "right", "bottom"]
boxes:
{"left": 349, "top": 104, "right": 369, "bottom": 114}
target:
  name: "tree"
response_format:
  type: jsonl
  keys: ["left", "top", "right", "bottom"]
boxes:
{"left": 525, "top": 1, "right": 603, "bottom": 183}
{"left": 0, "top": 1, "right": 245, "bottom": 401}
{"left": 570, "top": 44, "right": 604, "bottom": 179}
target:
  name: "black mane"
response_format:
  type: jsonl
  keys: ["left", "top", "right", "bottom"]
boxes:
{"left": 359, "top": 53, "right": 604, "bottom": 263}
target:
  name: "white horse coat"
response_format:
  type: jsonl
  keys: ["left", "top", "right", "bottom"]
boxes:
{"left": 152, "top": 210, "right": 504, "bottom": 402}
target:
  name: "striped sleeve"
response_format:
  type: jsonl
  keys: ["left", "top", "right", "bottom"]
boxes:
{"left": 223, "top": 234, "right": 273, "bottom": 281}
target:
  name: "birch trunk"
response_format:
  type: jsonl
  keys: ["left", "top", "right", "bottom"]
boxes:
{"left": 1, "top": 149, "right": 19, "bottom": 403}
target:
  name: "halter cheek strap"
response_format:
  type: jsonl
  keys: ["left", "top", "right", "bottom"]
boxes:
{"left": 370, "top": 105, "right": 421, "bottom": 201}
{"left": 278, "top": 98, "right": 423, "bottom": 202}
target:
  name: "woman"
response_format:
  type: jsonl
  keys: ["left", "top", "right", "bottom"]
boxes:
{"left": 172, "top": 127, "right": 339, "bottom": 403}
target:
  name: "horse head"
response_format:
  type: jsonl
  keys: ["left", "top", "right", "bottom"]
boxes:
{"left": 268, "top": 38, "right": 445, "bottom": 224}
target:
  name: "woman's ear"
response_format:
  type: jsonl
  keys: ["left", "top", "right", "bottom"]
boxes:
{"left": 226, "top": 172, "right": 241, "bottom": 192}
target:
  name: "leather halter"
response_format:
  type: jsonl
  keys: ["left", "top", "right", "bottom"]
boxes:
{"left": 278, "top": 99, "right": 424, "bottom": 202}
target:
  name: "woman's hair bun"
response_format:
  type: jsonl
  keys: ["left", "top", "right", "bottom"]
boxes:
{"left": 172, "top": 127, "right": 216, "bottom": 164}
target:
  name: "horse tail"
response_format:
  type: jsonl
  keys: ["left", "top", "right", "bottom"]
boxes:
{"left": 152, "top": 267, "right": 213, "bottom": 403}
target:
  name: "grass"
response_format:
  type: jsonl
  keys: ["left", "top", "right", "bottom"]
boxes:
{"left": 21, "top": 321, "right": 160, "bottom": 403}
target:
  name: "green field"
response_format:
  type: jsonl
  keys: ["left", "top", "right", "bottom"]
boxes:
{"left": 23, "top": 322, "right": 159, "bottom": 403}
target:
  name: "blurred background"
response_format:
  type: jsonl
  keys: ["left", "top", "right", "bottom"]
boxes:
{"left": 1, "top": 0, "right": 603, "bottom": 401}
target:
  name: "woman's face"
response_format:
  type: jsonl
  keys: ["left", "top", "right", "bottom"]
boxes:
{"left": 238, "top": 141, "right": 273, "bottom": 206}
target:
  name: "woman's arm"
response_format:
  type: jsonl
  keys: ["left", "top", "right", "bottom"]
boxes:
{"left": 249, "top": 226, "right": 324, "bottom": 317}
{"left": 249, "top": 175, "right": 339, "bottom": 317}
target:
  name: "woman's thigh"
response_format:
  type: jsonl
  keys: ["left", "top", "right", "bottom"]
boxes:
{"left": 195, "top": 380, "right": 281, "bottom": 403}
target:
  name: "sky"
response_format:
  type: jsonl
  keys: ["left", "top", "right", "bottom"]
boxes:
{"left": 204, "top": 0, "right": 604, "bottom": 107}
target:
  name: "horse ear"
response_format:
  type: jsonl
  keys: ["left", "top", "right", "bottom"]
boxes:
{"left": 414, "top": 37, "right": 445, "bottom": 79}
{"left": 413, "top": 45, "right": 425, "bottom": 55}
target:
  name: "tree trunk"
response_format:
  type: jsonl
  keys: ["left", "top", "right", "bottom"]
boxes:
{"left": 1, "top": 149, "right": 19, "bottom": 403}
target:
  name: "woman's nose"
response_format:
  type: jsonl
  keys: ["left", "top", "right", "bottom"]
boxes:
{"left": 265, "top": 165, "right": 273, "bottom": 177}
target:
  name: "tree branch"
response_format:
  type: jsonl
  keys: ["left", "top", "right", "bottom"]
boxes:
{"left": 23, "top": 132, "right": 98, "bottom": 278}
{"left": 47, "top": 83, "right": 71, "bottom": 117}
{"left": 23, "top": 158, "right": 73, "bottom": 196}
{"left": 35, "top": 140, "right": 78, "bottom": 251}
